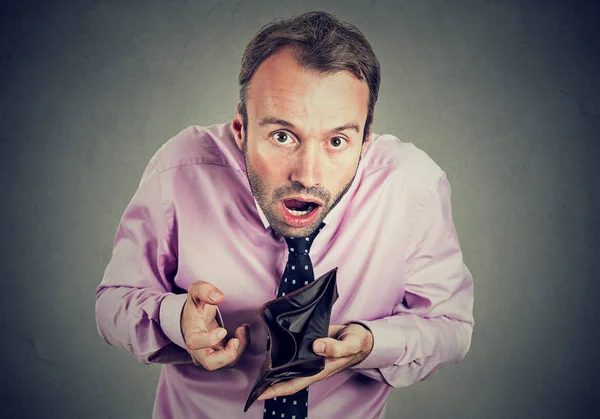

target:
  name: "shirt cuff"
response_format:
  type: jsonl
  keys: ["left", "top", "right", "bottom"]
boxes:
{"left": 349, "top": 319, "right": 407, "bottom": 370}
{"left": 159, "top": 293, "right": 188, "bottom": 349}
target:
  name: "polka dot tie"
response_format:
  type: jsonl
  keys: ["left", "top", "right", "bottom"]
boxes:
{"left": 263, "top": 222, "right": 326, "bottom": 419}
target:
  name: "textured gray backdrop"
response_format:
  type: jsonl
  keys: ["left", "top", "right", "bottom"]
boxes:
{"left": 1, "top": 0, "right": 599, "bottom": 418}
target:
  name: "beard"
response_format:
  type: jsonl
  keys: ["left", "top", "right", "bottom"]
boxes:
{"left": 242, "top": 134, "right": 360, "bottom": 238}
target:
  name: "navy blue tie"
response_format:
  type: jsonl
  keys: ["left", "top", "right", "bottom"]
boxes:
{"left": 263, "top": 222, "right": 326, "bottom": 419}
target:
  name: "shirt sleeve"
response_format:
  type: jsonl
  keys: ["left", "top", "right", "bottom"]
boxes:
{"left": 95, "top": 150, "right": 193, "bottom": 364}
{"left": 351, "top": 171, "right": 475, "bottom": 387}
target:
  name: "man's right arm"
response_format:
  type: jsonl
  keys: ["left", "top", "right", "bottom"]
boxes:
{"left": 95, "top": 150, "right": 193, "bottom": 364}
{"left": 96, "top": 149, "right": 251, "bottom": 367}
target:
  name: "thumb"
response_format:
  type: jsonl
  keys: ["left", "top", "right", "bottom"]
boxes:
{"left": 188, "top": 280, "right": 225, "bottom": 306}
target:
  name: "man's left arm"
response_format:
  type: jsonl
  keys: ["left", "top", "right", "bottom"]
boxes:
{"left": 257, "top": 172, "right": 474, "bottom": 399}
{"left": 349, "top": 171, "right": 474, "bottom": 387}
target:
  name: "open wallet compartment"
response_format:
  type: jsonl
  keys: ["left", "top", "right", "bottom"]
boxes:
{"left": 244, "top": 267, "right": 339, "bottom": 412}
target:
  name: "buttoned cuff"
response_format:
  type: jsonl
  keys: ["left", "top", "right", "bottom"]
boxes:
{"left": 349, "top": 320, "right": 407, "bottom": 370}
{"left": 159, "top": 293, "right": 188, "bottom": 349}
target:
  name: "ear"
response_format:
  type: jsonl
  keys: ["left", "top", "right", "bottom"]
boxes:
{"left": 232, "top": 104, "right": 245, "bottom": 151}
{"left": 361, "top": 131, "right": 373, "bottom": 156}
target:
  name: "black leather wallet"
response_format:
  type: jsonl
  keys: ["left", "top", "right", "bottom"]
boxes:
{"left": 244, "top": 267, "right": 339, "bottom": 412}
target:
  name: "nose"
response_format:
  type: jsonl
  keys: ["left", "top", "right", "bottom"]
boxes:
{"left": 290, "top": 143, "right": 322, "bottom": 189}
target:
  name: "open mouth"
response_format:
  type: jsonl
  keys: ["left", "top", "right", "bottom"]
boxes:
{"left": 282, "top": 199, "right": 320, "bottom": 216}
{"left": 280, "top": 198, "right": 323, "bottom": 228}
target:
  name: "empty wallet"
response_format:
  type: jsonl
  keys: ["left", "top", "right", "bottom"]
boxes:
{"left": 243, "top": 267, "right": 339, "bottom": 412}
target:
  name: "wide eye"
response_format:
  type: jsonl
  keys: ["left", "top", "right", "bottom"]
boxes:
{"left": 329, "top": 136, "right": 347, "bottom": 149}
{"left": 272, "top": 131, "right": 292, "bottom": 144}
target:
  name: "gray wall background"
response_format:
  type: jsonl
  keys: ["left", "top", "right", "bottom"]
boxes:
{"left": 1, "top": 0, "right": 598, "bottom": 418}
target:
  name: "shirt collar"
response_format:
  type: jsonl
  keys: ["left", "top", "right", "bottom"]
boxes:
{"left": 253, "top": 197, "right": 271, "bottom": 229}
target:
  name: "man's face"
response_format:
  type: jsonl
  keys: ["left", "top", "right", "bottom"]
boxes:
{"left": 232, "top": 48, "right": 372, "bottom": 238}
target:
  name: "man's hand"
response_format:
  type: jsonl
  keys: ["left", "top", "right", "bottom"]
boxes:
{"left": 257, "top": 323, "right": 373, "bottom": 400}
{"left": 181, "top": 280, "right": 251, "bottom": 370}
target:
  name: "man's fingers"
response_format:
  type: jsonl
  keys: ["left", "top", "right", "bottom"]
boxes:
{"left": 188, "top": 324, "right": 251, "bottom": 369}
{"left": 191, "top": 338, "right": 239, "bottom": 371}
{"left": 226, "top": 324, "right": 252, "bottom": 368}
{"left": 256, "top": 355, "right": 354, "bottom": 400}
{"left": 236, "top": 323, "right": 251, "bottom": 349}
{"left": 185, "top": 327, "right": 228, "bottom": 351}
{"left": 257, "top": 360, "right": 340, "bottom": 400}
{"left": 188, "top": 280, "right": 224, "bottom": 306}
{"left": 313, "top": 335, "right": 363, "bottom": 358}
{"left": 257, "top": 377, "right": 313, "bottom": 400}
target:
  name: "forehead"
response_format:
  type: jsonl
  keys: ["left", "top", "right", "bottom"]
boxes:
{"left": 246, "top": 48, "right": 369, "bottom": 131}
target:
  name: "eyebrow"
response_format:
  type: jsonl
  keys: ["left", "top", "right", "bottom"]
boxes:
{"left": 258, "top": 117, "right": 361, "bottom": 134}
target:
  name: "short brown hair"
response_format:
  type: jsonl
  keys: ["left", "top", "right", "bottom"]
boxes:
{"left": 238, "top": 11, "right": 381, "bottom": 141}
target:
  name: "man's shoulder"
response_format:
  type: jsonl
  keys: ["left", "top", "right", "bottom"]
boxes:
{"left": 152, "top": 123, "right": 244, "bottom": 173}
{"left": 365, "top": 133, "right": 444, "bottom": 188}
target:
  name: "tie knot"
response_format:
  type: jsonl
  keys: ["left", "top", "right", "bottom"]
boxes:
{"left": 284, "top": 222, "right": 326, "bottom": 255}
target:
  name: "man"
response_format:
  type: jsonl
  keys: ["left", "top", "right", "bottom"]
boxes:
{"left": 96, "top": 11, "right": 474, "bottom": 419}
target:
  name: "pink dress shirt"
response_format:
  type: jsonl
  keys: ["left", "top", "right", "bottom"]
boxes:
{"left": 95, "top": 123, "right": 474, "bottom": 418}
